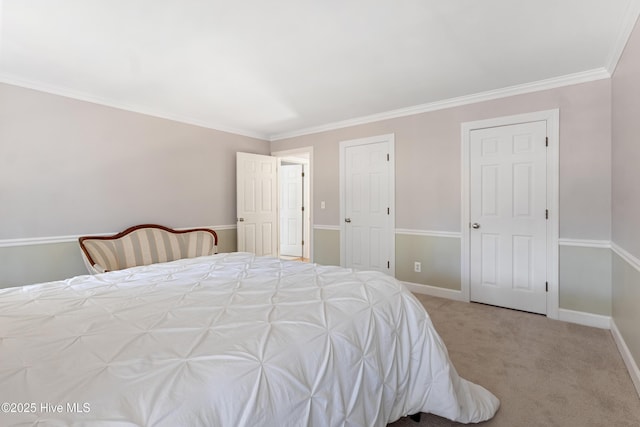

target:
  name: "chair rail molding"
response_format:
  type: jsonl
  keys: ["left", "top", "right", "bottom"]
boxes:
{"left": 0, "top": 225, "right": 237, "bottom": 248}
{"left": 558, "top": 238, "right": 611, "bottom": 249}
{"left": 313, "top": 225, "right": 341, "bottom": 231}
{"left": 611, "top": 242, "right": 640, "bottom": 273}
{"left": 395, "top": 229, "right": 462, "bottom": 239}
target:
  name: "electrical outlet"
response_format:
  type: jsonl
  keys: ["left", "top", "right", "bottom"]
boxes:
{"left": 414, "top": 261, "right": 421, "bottom": 273}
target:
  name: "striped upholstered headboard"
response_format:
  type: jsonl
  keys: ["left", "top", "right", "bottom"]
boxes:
{"left": 79, "top": 224, "right": 218, "bottom": 274}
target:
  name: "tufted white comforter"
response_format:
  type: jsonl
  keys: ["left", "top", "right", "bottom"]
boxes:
{"left": 0, "top": 253, "right": 498, "bottom": 426}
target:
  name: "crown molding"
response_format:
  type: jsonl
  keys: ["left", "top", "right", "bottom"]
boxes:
{"left": 0, "top": 64, "right": 614, "bottom": 143}
{"left": 269, "top": 68, "right": 610, "bottom": 141}
{"left": 0, "top": 73, "right": 270, "bottom": 141}
{"left": 606, "top": 0, "right": 640, "bottom": 75}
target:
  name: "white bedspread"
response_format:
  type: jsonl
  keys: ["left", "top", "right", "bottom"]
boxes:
{"left": 0, "top": 253, "right": 498, "bottom": 426}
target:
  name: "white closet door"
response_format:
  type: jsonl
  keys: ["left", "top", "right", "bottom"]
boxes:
{"left": 469, "top": 120, "right": 548, "bottom": 314}
{"left": 343, "top": 140, "right": 391, "bottom": 274}
{"left": 236, "top": 152, "right": 278, "bottom": 256}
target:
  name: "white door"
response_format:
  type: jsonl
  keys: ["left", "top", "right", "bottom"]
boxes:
{"left": 341, "top": 136, "right": 394, "bottom": 274}
{"left": 236, "top": 152, "right": 278, "bottom": 256}
{"left": 469, "top": 121, "right": 547, "bottom": 314}
{"left": 302, "top": 164, "right": 310, "bottom": 260}
{"left": 279, "top": 164, "right": 303, "bottom": 256}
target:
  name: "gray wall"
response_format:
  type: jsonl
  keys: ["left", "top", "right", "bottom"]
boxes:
{"left": 0, "top": 83, "right": 264, "bottom": 286}
{"left": 273, "top": 80, "right": 612, "bottom": 239}
{"left": 612, "top": 16, "right": 640, "bottom": 375}
{"left": 273, "top": 79, "right": 613, "bottom": 315}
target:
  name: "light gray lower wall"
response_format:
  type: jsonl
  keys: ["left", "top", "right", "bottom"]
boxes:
{"left": 559, "top": 245, "right": 612, "bottom": 315}
{"left": 312, "top": 229, "right": 615, "bottom": 318}
{"left": 612, "top": 251, "right": 640, "bottom": 369}
{"left": 312, "top": 230, "right": 461, "bottom": 290}
{"left": 398, "top": 236, "right": 615, "bottom": 314}
{"left": 312, "top": 228, "right": 340, "bottom": 266}
{"left": 271, "top": 79, "right": 612, "bottom": 241}
{"left": 0, "top": 228, "right": 238, "bottom": 289}
{"left": 0, "top": 242, "right": 88, "bottom": 288}
{"left": 216, "top": 228, "right": 238, "bottom": 254}
{"left": 395, "top": 234, "right": 461, "bottom": 290}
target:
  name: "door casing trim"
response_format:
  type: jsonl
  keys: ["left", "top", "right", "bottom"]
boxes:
{"left": 271, "top": 147, "right": 314, "bottom": 262}
{"left": 461, "top": 110, "right": 560, "bottom": 319}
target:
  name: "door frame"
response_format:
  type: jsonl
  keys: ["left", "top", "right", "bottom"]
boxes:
{"left": 271, "top": 147, "right": 314, "bottom": 262}
{"left": 461, "top": 109, "right": 559, "bottom": 319}
{"left": 339, "top": 134, "right": 396, "bottom": 275}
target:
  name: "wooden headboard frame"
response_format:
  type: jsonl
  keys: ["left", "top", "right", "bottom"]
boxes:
{"left": 79, "top": 224, "right": 219, "bottom": 271}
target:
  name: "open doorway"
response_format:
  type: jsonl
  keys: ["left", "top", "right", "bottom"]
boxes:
{"left": 272, "top": 148, "right": 312, "bottom": 262}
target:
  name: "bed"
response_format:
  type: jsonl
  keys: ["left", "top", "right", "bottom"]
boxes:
{"left": 0, "top": 252, "right": 499, "bottom": 426}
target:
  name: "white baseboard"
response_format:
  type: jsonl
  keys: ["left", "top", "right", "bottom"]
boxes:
{"left": 557, "top": 308, "right": 611, "bottom": 329}
{"left": 611, "top": 319, "right": 640, "bottom": 399}
{"left": 401, "top": 281, "right": 466, "bottom": 302}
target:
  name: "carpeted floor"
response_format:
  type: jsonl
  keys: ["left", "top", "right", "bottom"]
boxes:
{"left": 389, "top": 294, "right": 640, "bottom": 427}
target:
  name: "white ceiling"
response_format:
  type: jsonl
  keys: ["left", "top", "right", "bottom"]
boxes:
{"left": 1, "top": 1, "right": 638, "bottom": 140}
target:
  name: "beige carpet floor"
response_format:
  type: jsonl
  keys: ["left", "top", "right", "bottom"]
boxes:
{"left": 389, "top": 294, "right": 640, "bottom": 427}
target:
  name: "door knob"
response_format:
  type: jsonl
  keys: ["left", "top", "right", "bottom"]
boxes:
{"left": 345, "top": 218, "right": 352, "bottom": 223}
{"left": 471, "top": 223, "right": 480, "bottom": 229}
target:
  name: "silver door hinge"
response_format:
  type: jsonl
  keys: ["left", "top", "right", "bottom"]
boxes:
{"left": 545, "top": 209, "right": 549, "bottom": 220}
{"left": 545, "top": 137, "right": 548, "bottom": 147}
{"left": 546, "top": 282, "right": 549, "bottom": 292}
{"left": 386, "top": 153, "right": 389, "bottom": 161}
{"left": 387, "top": 261, "right": 390, "bottom": 269}
{"left": 387, "top": 207, "right": 390, "bottom": 215}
